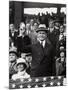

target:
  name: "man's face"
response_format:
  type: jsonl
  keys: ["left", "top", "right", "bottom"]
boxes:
{"left": 19, "top": 24, "right": 26, "bottom": 35}
{"left": 21, "top": 53, "right": 26, "bottom": 59}
{"left": 30, "top": 19, "right": 34, "bottom": 25}
{"left": 10, "top": 24, "right": 14, "bottom": 33}
{"left": 26, "top": 24, "right": 30, "bottom": 30}
{"left": 49, "top": 21, "right": 54, "bottom": 28}
{"left": 34, "top": 23, "right": 38, "bottom": 30}
{"left": 60, "top": 26, "right": 64, "bottom": 33}
{"left": 37, "top": 31, "right": 47, "bottom": 41}
{"left": 9, "top": 53, "right": 16, "bottom": 62}
{"left": 54, "top": 22, "right": 60, "bottom": 29}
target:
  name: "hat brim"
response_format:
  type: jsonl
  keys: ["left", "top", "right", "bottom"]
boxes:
{"left": 15, "top": 62, "right": 28, "bottom": 71}
{"left": 54, "top": 20, "right": 61, "bottom": 23}
{"left": 9, "top": 51, "right": 18, "bottom": 56}
{"left": 36, "top": 27, "right": 48, "bottom": 33}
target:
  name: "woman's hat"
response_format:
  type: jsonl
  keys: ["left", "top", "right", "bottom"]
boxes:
{"left": 36, "top": 24, "right": 48, "bottom": 33}
{"left": 15, "top": 58, "right": 28, "bottom": 70}
{"left": 9, "top": 46, "right": 18, "bottom": 56}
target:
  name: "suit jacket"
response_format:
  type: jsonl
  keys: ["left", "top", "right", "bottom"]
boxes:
{"left": 30, "top": 40, "right": 56, "bottom": 77}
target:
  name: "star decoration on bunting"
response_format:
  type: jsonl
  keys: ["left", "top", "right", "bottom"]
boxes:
{"left": 42, "top": 84, "right": 46, "bottom": 87}
{"left": 57, "top": 82, "right": 61, "bottom": 86}
{"left": 10, "top": 76, "right": 64, "bottom": 89}
{"left": 20, "top": 79, "right": 24, "bottom": 82}
{"left": 50, "top": 82, "right": 54, "bottom": 86}
{"left": 35, "top": 78, "right": 39, "bottom": 82}
{"left": 28, "top": 78, "right": 32, "bottom": 82}
{"left": 34, "top": 85, "right": 38, "bottom": 88}
{"left": 19, "top": 85, "right": 23, "bottom": 88}
{"left": 51, "top": 76, "right": 54, "bottom": 79}
{"left": 43, "top": 77, "right": 47, "bottom": 81}
{"left": 58, "top": 76, "right": 61, "bottom": 79}
{"left": 12, "top": 84, "right": 15, "bottom": 88}
{"left": 27, "top": 85, "right": 31, "bottom": 88}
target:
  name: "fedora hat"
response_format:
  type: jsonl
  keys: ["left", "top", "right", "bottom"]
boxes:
{"left": 36, "top": 24, "right": 48, "bottom": 33}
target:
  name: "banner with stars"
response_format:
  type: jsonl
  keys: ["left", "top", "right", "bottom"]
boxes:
{"left": 9, "top": 76, "right": 66, "bottom": 89}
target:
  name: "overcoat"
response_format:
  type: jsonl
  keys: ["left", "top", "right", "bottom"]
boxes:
{"left": 30, "top": 40, "right": 56, "bottom": 77}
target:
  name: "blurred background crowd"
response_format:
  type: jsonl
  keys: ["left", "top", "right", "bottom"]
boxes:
{"left": 9, "top": 1, "right": 66, "bottom": 80}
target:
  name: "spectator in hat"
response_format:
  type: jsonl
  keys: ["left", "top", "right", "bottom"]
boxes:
{"left": 26, "top": 24, "right": 56, "bottom": 77}
{"left": 9, "top": 46, "right": 18, "bottom": 79}
{"left": 12, "top": 58, "right": 30, "bottom": 81}
{"left": 16, "top": 22, "right": 31, "bottom": 56}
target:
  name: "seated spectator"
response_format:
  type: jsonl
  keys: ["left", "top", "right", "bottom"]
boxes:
{"left": 9, "top": 46, "right": 18, "bottom": 79}
{"left": 12, "top": 58, "right": 30, "bottom": 80}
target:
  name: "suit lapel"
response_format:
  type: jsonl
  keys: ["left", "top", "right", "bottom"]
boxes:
{"left": 36, "top": 41, "right": 44, "bottom": 56}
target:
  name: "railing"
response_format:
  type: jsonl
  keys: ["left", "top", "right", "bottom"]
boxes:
{"left": 9, "top": 76, "right": 64, "bottom": 89}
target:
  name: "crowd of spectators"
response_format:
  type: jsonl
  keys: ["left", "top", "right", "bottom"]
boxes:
{"left": 9, "top": 12, "right": 66, "bottom": 80}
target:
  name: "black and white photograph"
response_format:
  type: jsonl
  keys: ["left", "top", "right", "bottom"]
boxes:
{"left": 9, "top": 0, "right": 66, "bottom": 89}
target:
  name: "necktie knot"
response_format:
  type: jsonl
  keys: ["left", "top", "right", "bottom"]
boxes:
{"left": 41, "top": 41, "right": 43, "bottom": 47}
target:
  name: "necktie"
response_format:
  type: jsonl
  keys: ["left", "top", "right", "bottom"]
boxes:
{"left": 41, "top": 41, "right": 43, "bottom": 48}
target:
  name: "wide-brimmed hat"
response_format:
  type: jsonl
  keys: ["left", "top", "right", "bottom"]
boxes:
{"left": 9, "top": 46, "right": 18, "bottom": 56}
{"left": 36, "top": 24, "right": 48, "bottom": 33}
{"left": 15, "top": 58, "right": 28, "bottom": 70}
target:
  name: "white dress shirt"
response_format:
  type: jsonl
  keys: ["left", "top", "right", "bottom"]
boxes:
{"left": 37, "top": 39, "right": 46, "bottom": 48}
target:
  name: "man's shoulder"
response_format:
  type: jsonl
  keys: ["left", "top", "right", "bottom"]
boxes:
{"left": 46, "top": 40, "right": 53, "bottom": 49}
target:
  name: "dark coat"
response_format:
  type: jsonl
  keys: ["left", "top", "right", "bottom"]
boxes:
{"left": 16, "top": 35, "right": 31, "bottom": 56}
{"left": 48, "top": 28, "right": 60, "bottom": 49}
{"left": 30, "top": 41, "right": 56, "bottom": 77}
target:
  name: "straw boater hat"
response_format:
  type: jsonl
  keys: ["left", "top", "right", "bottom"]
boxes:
{"left": 9, "top": 46, "right": 18, "bottom": 56}
{"left": 36, "top": 24, "right": 48, "bottom": 33}
{"left": 15, "top": 58, "right": 28, "bottom": 71}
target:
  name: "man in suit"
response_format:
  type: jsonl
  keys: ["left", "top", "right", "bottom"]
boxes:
{"left": 30, "top": 24, "right": 56, "bottom": 77}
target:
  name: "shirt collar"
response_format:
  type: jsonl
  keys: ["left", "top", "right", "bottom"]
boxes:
{"left": 37, "top": 39, "right": 46, "bottom": 47}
